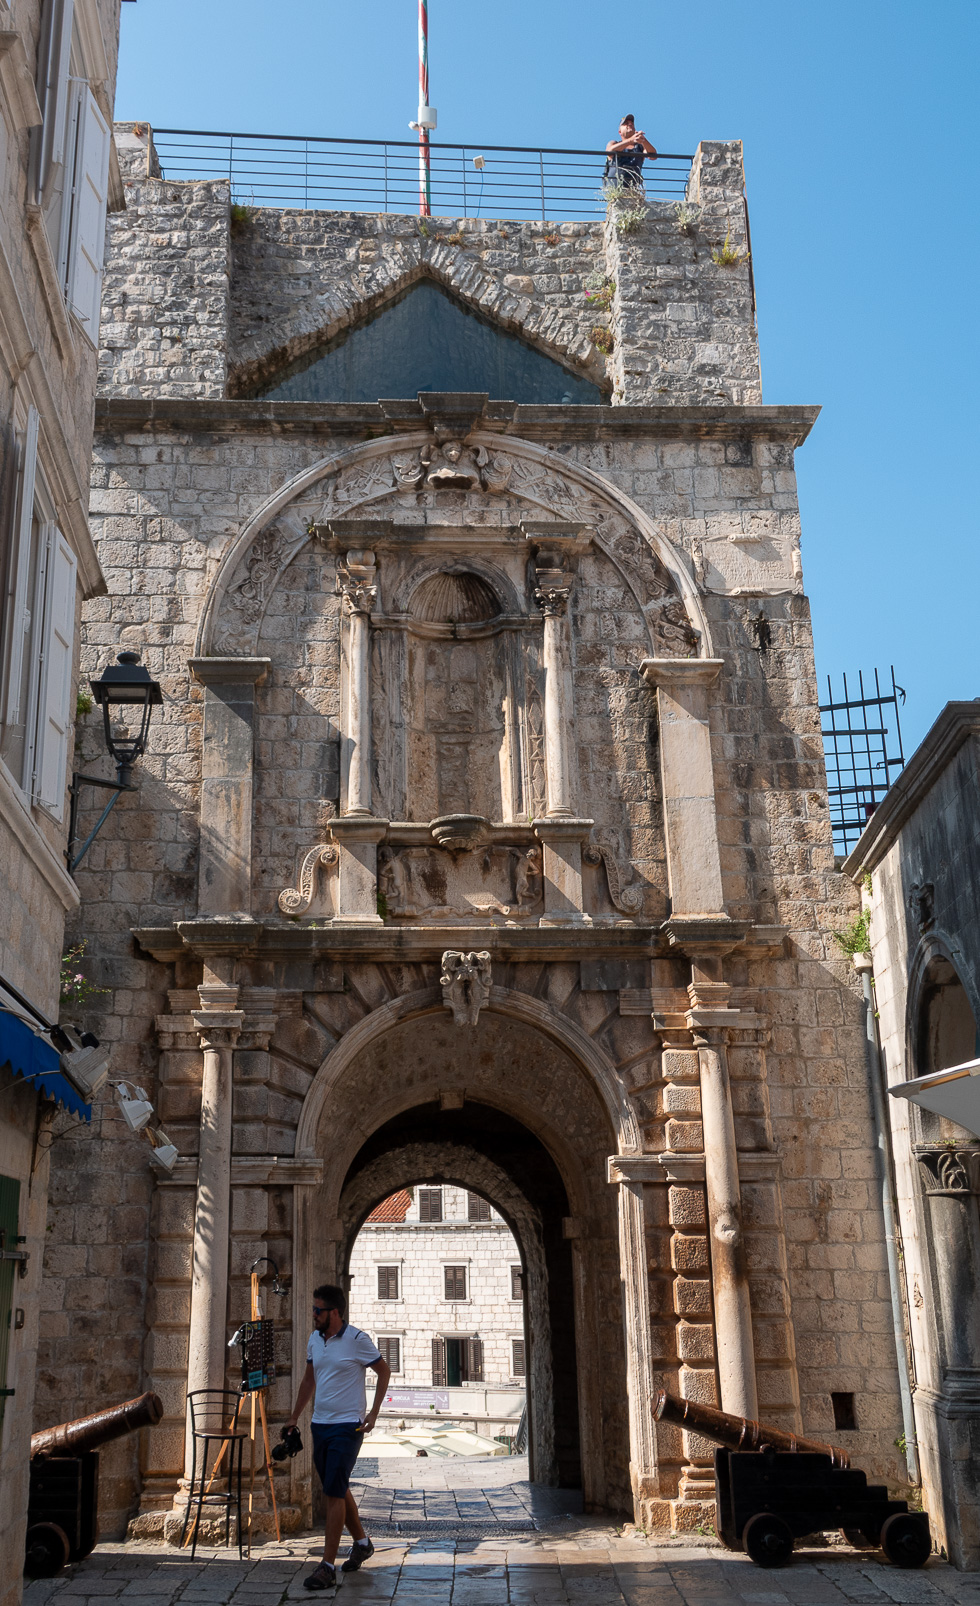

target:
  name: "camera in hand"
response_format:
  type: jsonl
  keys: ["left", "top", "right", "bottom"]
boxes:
{"left": 271, "top": 1425, "right": 303, "bottom": 1462}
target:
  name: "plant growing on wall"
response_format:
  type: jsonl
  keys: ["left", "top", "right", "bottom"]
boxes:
{"left": 674, "top": 201, "right": 702, "bottom": 236}
{"left": 590, "top": 325, "right": 614, "bottom": 355}
{"left": 614, "top": 201, "right": 648, "bottom": 237}
{"left": 60, "top": 942, "right": 109, "bottom": 1010}
{"left": 711, "top": 232, "right": 747, "bottom": 268}
{"left": 583, "top": 272, "right": 615, "bottom": 312}
{"left": 230, "top": 200, "right": 255, "bottom": 237}
{"left": 833, "top": 909, "right": 872, "bottom": 957}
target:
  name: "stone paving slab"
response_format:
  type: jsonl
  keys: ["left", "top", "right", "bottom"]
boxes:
{"left": 24, "top": 1521, "right": 980, "bottom": 1606}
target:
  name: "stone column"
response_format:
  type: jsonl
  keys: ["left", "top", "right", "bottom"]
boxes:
{"left": 183, "top": 972, "right": 242, "bottom": 1479}
{"left": 607, "top": 1156, "right": 662, "bottom": 1520}
{"left": 535, "top": 571, "right": 575, "bottom": 818}
{"left": 333, "top": 551, "right": 385, "bottom": 922}
{"left": 339, "top": 550, "right": 377, "bottom": 818}
{"left": 188, "top": 657, "right": 270, "bottom": 916}
{"left": 639, "top": 659, "right": 725, "bottom": 916}
{"left": 688, "top": 1012, "right": 758, "bottom": 1420}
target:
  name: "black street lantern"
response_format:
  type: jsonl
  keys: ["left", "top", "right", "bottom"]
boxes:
{"left": 90, "top": 650, "right": 163, "bottom": 783}
{"left": 68, "top": 651, "right": 163, "bottom": 873}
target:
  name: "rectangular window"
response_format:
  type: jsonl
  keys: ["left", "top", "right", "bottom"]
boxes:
{"left": 512, "top": 1340, "right": 526, "bottom": 1378}
{"left": 1, "top": 408, "right": 76, "bottom": 817}
{"left": 377, "top": 1265, "right": 399, "bottom": 1300}
{"left": 378, "top": 1336, "right": 401, "bottom": 1373}
{"left": 467, "top": 1192, "right": 491, "bottom": 1222}
{"left": 444, "top": 1264, "right": 467, "bottom": 1301}
{"left": 511, "top": 1265, "right": 523, "bottom": 1301}
{"left": 418, "top": 1188, "right": 442, "bottom": 1222}
{"left": 60, "top": 79, "right": 110, "bottom": 342}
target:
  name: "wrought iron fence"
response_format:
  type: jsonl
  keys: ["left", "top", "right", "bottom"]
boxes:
{"left": 152, "top": 129, "right": 693, "bottom": 221}
{"left": 820, "top": 667, "right": 907, "bottom": 857}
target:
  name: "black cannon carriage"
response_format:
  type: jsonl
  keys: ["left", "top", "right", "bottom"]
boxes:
{"left": 653, "top": 1389, "right": 931, "bottom": 1569}
{"left": 25, "top": 1391, "right": 163, "bottom": 1577}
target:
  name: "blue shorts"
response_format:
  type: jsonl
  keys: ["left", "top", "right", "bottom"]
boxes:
{"left": 311, "top": 1422, "right": 362, "bottom": 1498}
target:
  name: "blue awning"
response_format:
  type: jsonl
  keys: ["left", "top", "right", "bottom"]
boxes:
{"left": 0, "top": 1008, "right": 92, "bottom": 1120}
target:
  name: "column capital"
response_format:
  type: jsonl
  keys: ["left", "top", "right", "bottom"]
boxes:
{"left": 188, "top": 656, "right": 271, "bottom": 686}
{"left": 686, "top": 1008, "right": 740, "bottom": 1045}
{"left": 535, "top": 584, "right": 571, "bottom": 617}
{"left": 192, "top": 1010, "right": 244, "bottom": 1048}
{"left": 337, "top": 549, "right": 378, "bottom": 615}
{"left": 639, "top": 657, "right": 724, "bottom": 689}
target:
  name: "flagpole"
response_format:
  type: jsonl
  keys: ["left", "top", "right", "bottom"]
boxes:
{"left": 418, "top": 0, "right": 431, "bottom": 216}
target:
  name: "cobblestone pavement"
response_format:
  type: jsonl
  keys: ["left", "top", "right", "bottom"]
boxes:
{"left": 23, "top": 1494, "right": 980, "bottom": 1606}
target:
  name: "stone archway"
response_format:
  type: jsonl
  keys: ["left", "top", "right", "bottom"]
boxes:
{"left": 288, "top": 991, "right": 647, "bottom": 1520}
{"left": 339, "top": 1139, "right": 557, "bottom": 1485}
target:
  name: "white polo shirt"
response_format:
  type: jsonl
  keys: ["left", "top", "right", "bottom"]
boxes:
{"left": 307, "top": 1322, "right": 382, "bottom": 1425}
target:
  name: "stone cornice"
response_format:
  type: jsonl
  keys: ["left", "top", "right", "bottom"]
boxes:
{"left": 188, "top": 656, "right": 271, "bottom": 686}
{"left": 94, "top": 397, "right": 820, "bottom": 447}
{"left": 843, "top": 703, "right": 980, "bottom": 877}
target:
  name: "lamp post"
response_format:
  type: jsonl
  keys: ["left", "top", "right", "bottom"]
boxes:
{"left": 67, "top": 650, "right": 162, "bottom": 873}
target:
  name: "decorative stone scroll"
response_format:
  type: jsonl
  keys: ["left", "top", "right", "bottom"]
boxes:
{"left": 278, "top": 844, "right": 339, "bottom": 916}
{"left": 440, "top": 950, "right": 492, "bottom": 1027}
{"left": 584, "top": 829, "right": 643, "bottom": 916}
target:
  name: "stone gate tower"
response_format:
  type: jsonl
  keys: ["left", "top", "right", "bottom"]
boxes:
{"left": 38, "top": 129, "right": 908, "bottom": 1538}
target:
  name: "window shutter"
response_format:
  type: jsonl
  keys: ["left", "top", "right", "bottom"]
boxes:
{"left": 466, "top": 1338, "right": 484, "bottom": 1383}
{"left": 419, "top": 1188, "right": 442, "bottom": 1223}
{"left": 431, "top": 1337, "right": 446, "bottom": 1387}
{"left": 64, "top": 82, "right": 110, "bottom": 341}
{"left": 33, "top": 0, "right": 75, "bottom": 200}
{"left": 512, "top": 1340, "right": 526, "bottom": 1377}
{"left": 511, "top": 1265, "right": 523, "bottom": 1300}
{"left": 468, "top": 1192, "right": 491, "bottom": 1222}
{"left": 4, "top": 408, "right": 39, "bottom": 734}
{"left": 34, "top": 527, "right": 75, "bottom": 817}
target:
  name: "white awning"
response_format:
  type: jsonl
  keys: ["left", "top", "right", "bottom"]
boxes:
{"left": 889, "top": 1057, "right": 980, "bottom": 1138}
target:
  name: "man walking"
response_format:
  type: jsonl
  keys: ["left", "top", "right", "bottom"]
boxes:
{"left": 284, "top": 1283, "right": 391, "bottom": 1590}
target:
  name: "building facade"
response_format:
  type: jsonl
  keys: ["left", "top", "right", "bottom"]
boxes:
{"left": 0, "top": 1, "right": 122, "bottom": 1600}
{"left": 37, "top": 130, "right": 917, "bottom": 1545}
{"left": 349, "top": 1185, "right": 526, "bottom": 1393}
{"left": 846, "top": 703, "right": 980, "bottom": 1568}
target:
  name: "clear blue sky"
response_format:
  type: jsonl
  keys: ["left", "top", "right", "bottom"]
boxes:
{"left": 115, "top": 0, "right": 978, "bottom": 754}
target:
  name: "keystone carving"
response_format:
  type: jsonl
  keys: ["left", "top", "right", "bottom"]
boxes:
{"left": 440, "top": 950, "right": 492, "bottom": 1027}
{"left": 916, "top": 1147, "right": 980, "bottom": 1197}
{"left": 393, "top": 441, "right": 514, "bottom": 494}
{"left": 908, "top": 882, "right": 935, "bottom": 934}
{"left": 278, "top": 844, "right": 339, "bottom": 916}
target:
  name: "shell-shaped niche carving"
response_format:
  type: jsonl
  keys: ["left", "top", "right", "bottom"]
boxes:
{"left": 410, "top": 570, "right": 501, "bottom": 624}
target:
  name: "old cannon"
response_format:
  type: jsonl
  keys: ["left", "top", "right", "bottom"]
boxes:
{"left": 653, "top": 1389, "right": 931, "bottom": 1569}
{"left": 25, "top": 1391, "right": 163, "bottom": 1577}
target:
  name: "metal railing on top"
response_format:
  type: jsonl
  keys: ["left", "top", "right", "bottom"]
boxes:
{"left": 821, "top": 667, "right": 907, "bottom": 858}
{"left": 152, "top": 129, "right": 694, "bottom": 222}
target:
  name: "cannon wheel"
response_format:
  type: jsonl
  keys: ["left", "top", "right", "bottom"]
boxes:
{"left": 880, "top": 1512, "right": 931, "bottom": 1569}
{"left": 742, "top": 1512, "right": 794, "bottom": 1568}
{"left": 841, "top": 1528, "right": 876, "bottom": 1550}
{"left": 24, "top": 1522, "right": 71, "bottom": 1577}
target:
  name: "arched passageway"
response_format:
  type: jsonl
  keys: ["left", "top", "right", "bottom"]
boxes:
{"left": 293, "top": 997, "right": 635, "bottom": 1517}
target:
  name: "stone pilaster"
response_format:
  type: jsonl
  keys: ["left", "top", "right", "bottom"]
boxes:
{"left": 189, "top": 657, "right": 270, "bottom": 916}
{"left": 639, "top": 659, "right": 725, "bottom": 918}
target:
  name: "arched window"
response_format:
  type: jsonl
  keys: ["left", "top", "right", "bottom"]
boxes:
{"left": 915, "top": 954, "right": 980, "bottom": 1142}
{"left": 254, "top": 280, "right": 605, "bottom": 404}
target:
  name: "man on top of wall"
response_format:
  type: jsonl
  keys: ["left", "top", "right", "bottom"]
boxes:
{"left": 284, "top": 1283, "right": 391, "bottom": 1590}
{"left": 604, "top": 114, "right": 657, "bottom": 193}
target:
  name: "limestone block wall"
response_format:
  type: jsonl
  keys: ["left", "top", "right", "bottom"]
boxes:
{"left": 348, "top": 1189, "right": 525, "bottom": 1388}
{"left": 96, "top": 134, "right": 760, "bottom": 407}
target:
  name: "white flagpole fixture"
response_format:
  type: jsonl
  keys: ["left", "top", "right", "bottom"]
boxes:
{"left": 889, "top": 1057, "right": 980, "bottom": 1140}
{"left": 413, "top": 0, "right": 435, "bottom": 215}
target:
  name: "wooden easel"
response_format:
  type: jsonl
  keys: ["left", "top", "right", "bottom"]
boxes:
{"left": 244, "top": 1269, "right": 280, "bottom": 1554}
{"left": 183, "top": 1271, "right": 280, "bottom": 1555}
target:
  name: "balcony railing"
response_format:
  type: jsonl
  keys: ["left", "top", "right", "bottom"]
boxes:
{"left": 152, "top": 129, "right": 694, "bottom": 222}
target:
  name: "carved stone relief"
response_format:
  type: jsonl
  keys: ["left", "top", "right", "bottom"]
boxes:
{"left": 378, "top": 843, "right": 543, "bottom": 921}
{"left": 440, "top": 950, "right": 492, "bottom": 1027}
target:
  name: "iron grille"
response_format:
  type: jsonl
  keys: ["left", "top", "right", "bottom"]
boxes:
{"left": 820, "top": 667, "right": 906, "bottom": 857}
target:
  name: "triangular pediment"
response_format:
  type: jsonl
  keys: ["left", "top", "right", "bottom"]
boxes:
{"left": 256, "top": 280, "right": 605, "bottom": 405}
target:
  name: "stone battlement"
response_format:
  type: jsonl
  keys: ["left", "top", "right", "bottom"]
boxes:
{"left": 99, "top": 130, "right": 760, "bottom": 407}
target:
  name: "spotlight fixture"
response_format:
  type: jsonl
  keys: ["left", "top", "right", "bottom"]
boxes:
{"left": 115, "top": 1081, "right": 154, "bottom": 1133}
{"left": 146, "top": 1126, "right": 179, "bottom": 1173}
{"left": 50, "top": 1024, "right": 110, "bottom": 1099}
